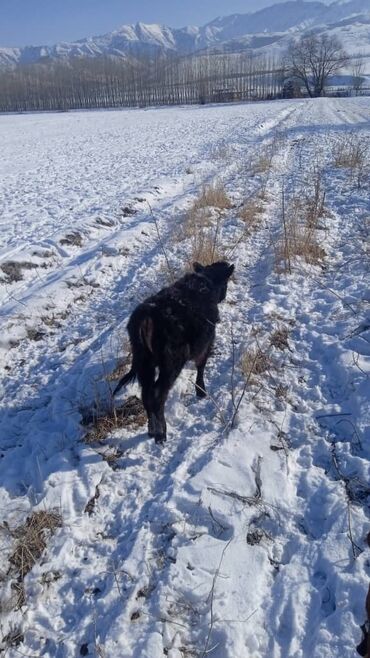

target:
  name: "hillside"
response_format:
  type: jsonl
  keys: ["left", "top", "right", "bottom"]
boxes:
{"left": 0, "top": 97, "right": 369, "bottom": 656}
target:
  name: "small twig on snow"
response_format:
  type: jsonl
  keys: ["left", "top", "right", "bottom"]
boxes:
{"left": 147, "top": 202, "right": 176, "bottom": 282}
{"left": 201, "top": 537, "right": 232, "bottom": 658}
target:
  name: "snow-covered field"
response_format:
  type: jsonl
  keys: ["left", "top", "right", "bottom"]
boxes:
{"left": 0, "top": 98, "right": 369, "bottom": 657}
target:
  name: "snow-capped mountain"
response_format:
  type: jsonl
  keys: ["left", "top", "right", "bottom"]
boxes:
{"left": 0, "top": 0, "right": 369, "bottom": 70}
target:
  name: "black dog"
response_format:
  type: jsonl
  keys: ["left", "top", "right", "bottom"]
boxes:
{"left": 113, "top": 261, "right": 234, "bottom": 443}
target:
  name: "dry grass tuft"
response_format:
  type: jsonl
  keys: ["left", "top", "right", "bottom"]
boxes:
{"left": 9, "top": 511, "right": 62, "bottom": 581}
{"left": 0, "top": 510, "right": 61, "bottom": 615}
{"left": 270, "top": 327, "right": 290, "bottom": 351}
{"left": 303, "top": 171, "right": 327, "bottom": 228}
{"left": 239, "top": 195, "right": 264, "bottom": 229}
{"left": 27, "top": 327, "right": 46, "bottom": 342}
{"left": 0, "top": 261, "right": 38, "bottom": 283}
{"left": 332, "top": 133, "right": 369, "bottom": 188}
{"left": 83, "top": 395, "right": 146, "bottom": 444}
{"left": 41, "top": 311, "right": 68, "bottom": 329}
{"left": 178, "top": 182, "right": 232, "bottom": 246}
{"left": 252, "top": 152, "right": 273, "bottom": 175}
{"left": 333, "top": 134, "right": 368, "bottom": 170}
{"left": 60, "top": 231, "right": 83, "bottom": 247}
{"left": 106, "top": 352, "right": 132, "bottom": 383}
{"left": 275, "top": 176, "right": 327, "bottom": 273}
{"left": 179, "top": 201, "right": 227, "bottom": 267}
{"left": 193, "top": 183, "right": 232, "bottom": 211}
{"left": 179, "top": 183, "right": 231, "bottom": 241}
{"left": 241, "top": 346, "right": 271, "bottom": 379}
{"left": 188, "top": 225, "right": 228, "bottom": 267}
{"left": 275, "top": 383, "right": 289, "bottom": 400}
{"left": 176, "top": 182, "right": 232, "bottom": 265}
{"left": 275, "top": 238, "right": 326, "bottom": 271}
{"left": 251, "top": 138, "right": 281, "bottom": 176}
{"left": 2, "top": 627, "right": 24, "bottom": 650}
{"left": 275, "top": 225, "right": 326, "bottom": 271}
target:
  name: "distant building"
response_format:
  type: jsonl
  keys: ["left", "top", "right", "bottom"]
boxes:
{"left": 212, "top": 88, "right": 243, "bottom": 102}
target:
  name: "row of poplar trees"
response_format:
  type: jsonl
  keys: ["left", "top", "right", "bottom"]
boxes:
{"left": 0, "top": 50, "right": 285, "bottom": 112}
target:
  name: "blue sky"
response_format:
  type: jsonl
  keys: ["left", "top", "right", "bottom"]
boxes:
{"left": 1, "top": 0, "right": 329, "bottom": 47}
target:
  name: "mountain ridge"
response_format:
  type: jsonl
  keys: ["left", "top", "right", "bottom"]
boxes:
{"left": 1, "top": 0, "right": 369, "bottom": 71}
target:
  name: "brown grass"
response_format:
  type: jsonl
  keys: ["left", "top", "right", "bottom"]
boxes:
{"left": 241, "top": 346, "right": 271, "bottom": 379}
{"left": 180, "top": 184, "right": 231, "bottom": 240}
{"left": 304, "top": 172, "right": 327, "bottom": 228}
{"left": 275, "top": 223, "right": 326, "bottom": 271}
{"left": 251, "top": 137, "right": 281, "bottom": 176}
{"left": 172, "top": 182, "right": 233, "bottom": 270}
{"left": 333, "top": 134, "right": 368, "bottom": 170}
{"left": 193, "top": 183, "right": 232, "bottom": 211}
{"left": 332, "top": 133, "right": 369, "bottom": 189}
{"left": 187, "top": 223, "right": 228, "bottom": 267}
{"left": 179, "top": 199, "right": 227, "bottom": 268}
{"left": 9, "top": 511, "right": 62, "bottom": 582}
{"left": 252, "top": 152, "right": 273, "bottom": 175}
{"left": 83, "top": 395, "right": 146, "bottom": 444}
{"left": 239, "top": 195, "right": 264, "bottom": 230}
{"left": 275, "top": 180, "right": 327, "bottom": 273}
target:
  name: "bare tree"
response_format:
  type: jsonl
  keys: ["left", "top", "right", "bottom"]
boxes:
{"left": 286, "top": 32, "right": 348, "bottom": 97}
{"left": 351, "top": 55, "right": 365, "bottom": 96}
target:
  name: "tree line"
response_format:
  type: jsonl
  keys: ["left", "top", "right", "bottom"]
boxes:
{"left": 0, "top": 33, "right": 365, "bottom": 113}
{"left": 0, "top": 50, "right": 285, "bottom": 112}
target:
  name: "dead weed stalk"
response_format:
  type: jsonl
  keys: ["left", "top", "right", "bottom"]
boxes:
{"left": 332, "top": 133, "right": 369, "bottom": 187}
{"left": 187, "top": 214, "right": 228, "bottom": 267}
{"left": 275, "top": 181, "right": 327, "bottom": 272}
{"left": 239, "top": 194, "right": 264, "bottom": 231}
{"left": 193, "top": 183, "right": 232, "bottom": 211}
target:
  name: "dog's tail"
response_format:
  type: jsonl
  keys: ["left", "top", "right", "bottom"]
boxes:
{"left": 113, "top": 312, "right": 154, "bottom": 397}
{"left": 112, "top": 368, "right": 136, "bottom": 397}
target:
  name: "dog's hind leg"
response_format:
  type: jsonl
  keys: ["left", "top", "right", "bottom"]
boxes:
{"left": 136, "top": 361, "right": 157, "bottom": 438}
{"left": 151, "top": 357, "right": 185, "bottom": 444}
{"left": 194, "top": 340, "right": 214, "bottom": 398}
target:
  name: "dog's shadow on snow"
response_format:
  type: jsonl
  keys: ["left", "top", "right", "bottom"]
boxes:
{"left": 0, "top": 234, "right": 170, "bottom": 501}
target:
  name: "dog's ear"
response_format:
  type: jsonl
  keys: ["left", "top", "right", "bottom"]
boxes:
{"left": 193, "top": 262, "right": 204, "bottom": 273}
{"left": 227, "top": 264, "right": 235, "bottom": 278}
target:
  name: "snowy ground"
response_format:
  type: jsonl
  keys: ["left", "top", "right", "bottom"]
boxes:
{"left": 0, "top": 98, "right": 369, "bottom": 658}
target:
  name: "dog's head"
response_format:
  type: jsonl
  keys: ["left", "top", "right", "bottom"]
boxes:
{"left": 193, "top": 261, "right": 234, "bottom": 302}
